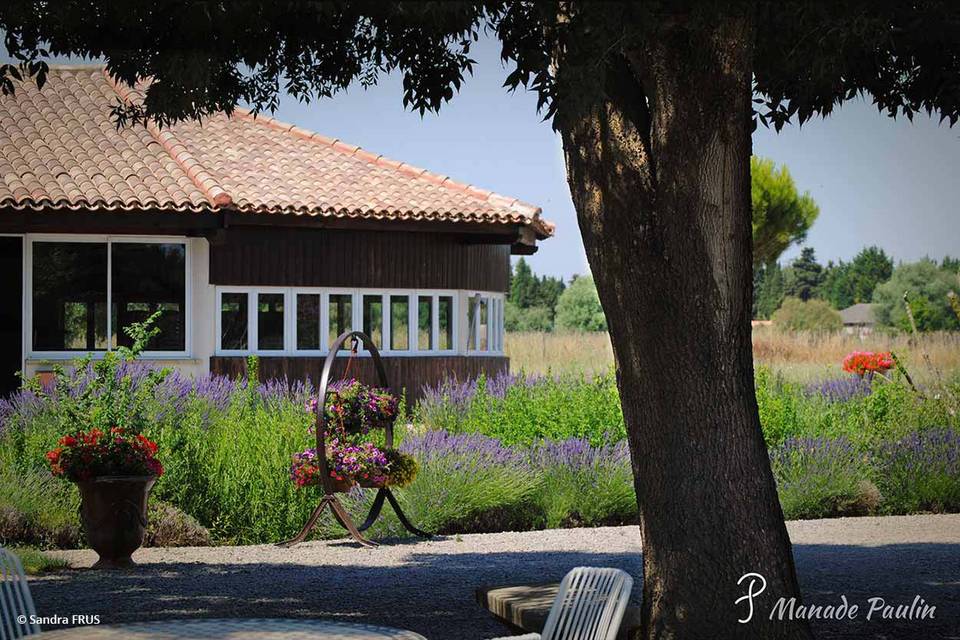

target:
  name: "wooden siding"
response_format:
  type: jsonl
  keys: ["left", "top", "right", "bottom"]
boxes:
{"left": 209, "top": 228, "right": 510, "bottom": 292}
{"left": 209, "top": 355, "right": 509, "bottom": 403}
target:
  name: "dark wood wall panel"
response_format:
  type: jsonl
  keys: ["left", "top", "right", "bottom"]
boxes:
{"left": 210, "top": 228, "right": 510, "bottom": 292}
{"left": 210, "top": 356, "right": 509, "bottom": 403}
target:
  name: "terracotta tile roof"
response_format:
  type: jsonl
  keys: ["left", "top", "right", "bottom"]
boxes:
{"left": 0, "top": 66, "right": 554, "bottom": 239}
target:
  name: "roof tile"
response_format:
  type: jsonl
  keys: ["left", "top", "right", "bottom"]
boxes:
{"left": 0, "top": 67, "right": 554, "bottom": 238}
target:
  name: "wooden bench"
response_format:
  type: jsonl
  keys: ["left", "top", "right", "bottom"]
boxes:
{"left": 476, "top": 582, "right": 642, "bottom": 639}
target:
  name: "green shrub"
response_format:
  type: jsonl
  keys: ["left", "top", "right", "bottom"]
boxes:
{"left": 0, "top": 463, "right": 80, "bottom": 548}
{"left": 555, "top": 275, "right": 607, "bottom": 332}
{"left": 416, "top": 372, "right": 624, "bottom": 446}
{"left": 771, "top": 297, "right": 843, "bottom": 332}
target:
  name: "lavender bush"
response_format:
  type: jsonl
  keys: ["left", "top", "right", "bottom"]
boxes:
{"left": 3, "top": 357, "right": 959, "bottom": 547}
{"left": 528, "top": 438, "right": 636, "bottom": 528}
{"left": 804, "top": 377, "right": 873, "bottom": 402}
{"left": 769, "top": 437, "right": 879, "bottom": 519}
{"left": 876, "top": 429, "right": 960, "bottom": 513}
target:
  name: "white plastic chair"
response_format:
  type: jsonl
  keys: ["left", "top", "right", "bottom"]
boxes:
{"left": 491, "top": 567, "right": 634, "bottom": 640}
{"left": 1, "top": 547, "right": 40, "bottom": 639}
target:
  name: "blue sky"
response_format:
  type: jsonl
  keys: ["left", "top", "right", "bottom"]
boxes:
{"left": 7, "top": 36, "right": 959, "bottom": 280}
{"left": 266, "top": 36, "right": 959, "bottom": 280}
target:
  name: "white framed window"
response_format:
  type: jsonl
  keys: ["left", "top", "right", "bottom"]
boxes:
{"left": 214, "top": 286, "right": 497, "bottom": 356}
{"left": 26, "top": 234, "right": 191, "bottom": 359}
{"left": 466, "top": 292, "right": 505, "bottom": 355}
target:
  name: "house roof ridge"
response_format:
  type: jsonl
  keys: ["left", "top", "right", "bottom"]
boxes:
{"left": 104, "top": 69, "right": 233, "bottom": 208}
{"left": 232, "top": 107, "right": 551, "bottom": 233}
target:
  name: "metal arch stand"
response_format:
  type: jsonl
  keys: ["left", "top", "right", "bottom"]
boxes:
{"left": 277, "top": 330, "right": 431, "bottom": 548}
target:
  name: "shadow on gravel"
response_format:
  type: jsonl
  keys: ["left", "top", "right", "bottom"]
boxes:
{"left": 792, "top": 543, "right": 960, "bottom": 640}
{"left": 28, "top": 543, "right": 960, "bottom": 640}
{"left": 28, "top": 549, "right": 641, "bottom": 640}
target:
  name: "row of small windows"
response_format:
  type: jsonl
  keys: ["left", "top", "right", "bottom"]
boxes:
{"left": 217, "top": 288, "right": 504, "bottom": 355}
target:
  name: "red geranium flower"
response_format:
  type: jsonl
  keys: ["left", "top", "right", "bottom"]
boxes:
{"left": 842, "top": 351, "right": 894, "bottom": 377}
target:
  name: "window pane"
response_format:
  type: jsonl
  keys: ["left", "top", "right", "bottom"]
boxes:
{"left": 479, "top": 299, "right": 489, "bottom": 351}
{"left": 32, "top": 242, "right": 108, "bottom": 351}
{"left": 362, "top": 295, "right": 383, "bottom": 351}
{"left": 221, "top": 293, "right": 248, "bottom": 350}
{"left": 467, "top": 295, "right": 478, "bottom": 350}
{"left": 390, "top": 295, "right": 409, "bottom": 351}
{"left": 438, "top": 296, "right": 454, "bottom": 351}
{"left": 418, "top": 296, "right": 433, "bottom": 351}
{"left": 328, "top": 294, "right": 352, "bottom": 350}
{"left": 296, "top": 294, "right": 320, "bottom": 350}
{"left": 258, "top": 293, "right": 284, "bottom": 350}
{"left": 112, "top": 243, "right": 186, "bottom": 351}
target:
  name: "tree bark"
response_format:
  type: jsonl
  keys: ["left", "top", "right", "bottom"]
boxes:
{"left": 557, "top": 12, "right": 813, "bottom": 640}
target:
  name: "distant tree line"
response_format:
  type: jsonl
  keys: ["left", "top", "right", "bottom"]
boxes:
{"left": 511, "top": 246, "right": 959, "bottom": 334}
{"left": 506, "top": 258, "right": 607, "bottom": 332}
{"left": 754, "top": 247, "right": 960, "bottom": 331}
{"left": 511, "top": 152, "right": 957, "bottom": 334}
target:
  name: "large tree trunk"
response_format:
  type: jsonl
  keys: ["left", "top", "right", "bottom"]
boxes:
{"left": 557, "top": 13, "right": 813, "bottom": 640}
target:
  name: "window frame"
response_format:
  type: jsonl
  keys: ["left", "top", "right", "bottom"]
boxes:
{"left": 293, "top": 288, "right": 325, "bottom": 356}
{"left": 466, "top": 291, "right": 505, "bottom": 356}
{"left": 25, "top": 234, "right": 192, "bottom": 360}
{"left": 213, "top": 286, "right": 499, "bottom": 357}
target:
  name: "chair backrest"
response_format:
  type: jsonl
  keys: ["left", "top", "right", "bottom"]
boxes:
{"left": 0, "top": 547, "right": 40, "bottom": 639}
{"left": 541, "top": 567, "right": 633, "bottom": 640}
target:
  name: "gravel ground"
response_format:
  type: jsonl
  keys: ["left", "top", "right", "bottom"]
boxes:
{"left": 29, "top": 514, "right": 960, "bottom": 640}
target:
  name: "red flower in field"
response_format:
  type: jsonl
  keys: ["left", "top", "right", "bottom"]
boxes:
{"left": 58, "top": 435, "right": 77, "bottom": 447}
{"left": 45, "top": 448, "right": 62, "bottom": 463}
{"left": 842, "top": 351, "right": 894, "bottom": 377}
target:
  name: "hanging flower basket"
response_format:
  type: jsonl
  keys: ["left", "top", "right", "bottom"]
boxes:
{"left": 292, "top": 380, "right": 414, "bottom": 492}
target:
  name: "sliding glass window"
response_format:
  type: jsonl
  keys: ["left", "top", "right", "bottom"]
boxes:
{"left": 32, "top": 239, "right": 187, "bottom": 354}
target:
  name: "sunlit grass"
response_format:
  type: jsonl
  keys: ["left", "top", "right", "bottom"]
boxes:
{"left": 506, "top": 328, "right": 960, "bottom": 384}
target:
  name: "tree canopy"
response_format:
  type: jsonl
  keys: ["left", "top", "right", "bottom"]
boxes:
{"left": 555, "top": 275, "right": 607, "bottom": 332}
{"left": 783, "top": 247, "right": 824, "bottom": 302}
{"left": 873, "top": 260, "right": 960, "bottom": 331}
{"left": 507, "top": 258, "right": 565, "bottom": 331}
{"left": 3, "top": 2, "right": 960, "bottom": 130}
{"left": 820, "top": 246, "right": 894, "bottom": 309}
{"left": 750, "top": 157, "right": 819, "bottom": 267}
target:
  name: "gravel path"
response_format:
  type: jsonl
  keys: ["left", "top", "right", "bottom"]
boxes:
{"left": 30, "top": 514, "right": 960, "bottom": 640}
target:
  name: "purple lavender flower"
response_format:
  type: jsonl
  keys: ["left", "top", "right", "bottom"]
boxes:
{"left": 804, "top": 377, "right": 872, "bottom": 402}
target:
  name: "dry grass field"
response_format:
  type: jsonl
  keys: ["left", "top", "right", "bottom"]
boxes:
{"left": 505, "top": 328, "right": 960, "bottom": 382}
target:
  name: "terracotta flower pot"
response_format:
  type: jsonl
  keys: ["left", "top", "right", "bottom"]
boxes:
{"left": 76, "top": 476, "right": 156, "bottom": 569}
